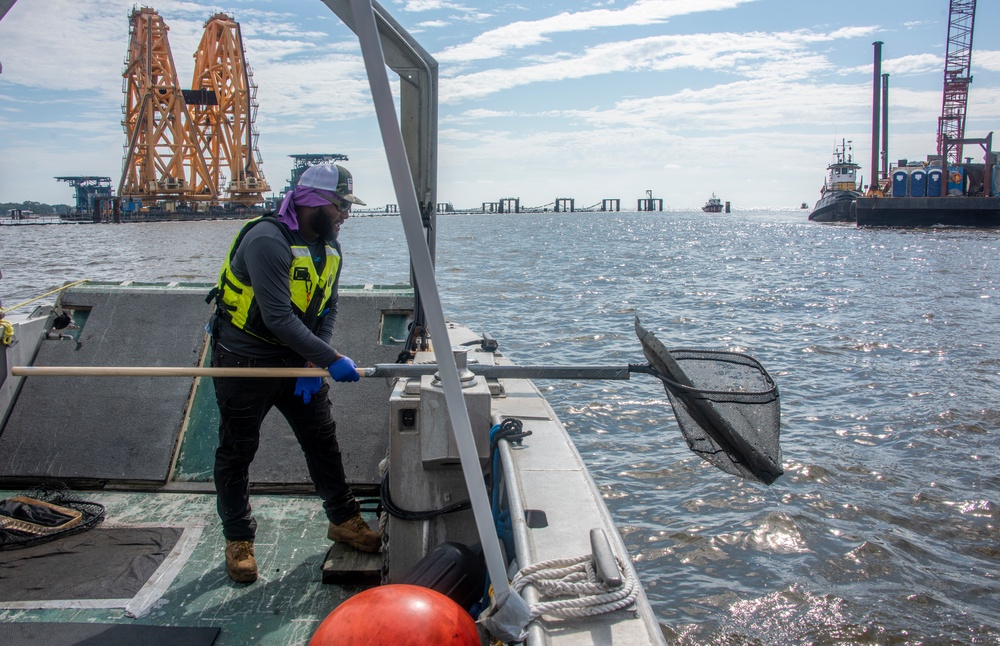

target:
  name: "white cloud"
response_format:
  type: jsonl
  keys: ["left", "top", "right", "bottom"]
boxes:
{"left": 841, "top": 53, "right": 941, "bottom": 77}
{"left": 883, "top": 54, "right": 942, "bottom": 76}
{"left": 393, "top": 0, "right": 491, "bottom": 22}
{"left": 0, "top": 1, "right": 131, "bottom": 97}
{"left": 966, "top": 86, "right": 1000, "bottom": 123}
{"left": 399, "top": 0, "right": 470, "bottom": 10}
{"left": 974, "top": 50, "right": 1000, "bottom": 73}
{"left": 440, "top": 28, "right": 872, "bottom": 103}
{"left": 435, "top": 0, "right": 754, "bottom": 63}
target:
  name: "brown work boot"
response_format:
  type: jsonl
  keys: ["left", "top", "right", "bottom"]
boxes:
{"left": 225, "top": 539, "right": 258, "bottom": 583}
{"left": 327, "top": 513, "right": 380, "bottom": 552}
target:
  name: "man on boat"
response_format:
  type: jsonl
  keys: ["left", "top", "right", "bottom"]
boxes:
{"left": 207, "top": 163, "right": 379, "bottom": 583}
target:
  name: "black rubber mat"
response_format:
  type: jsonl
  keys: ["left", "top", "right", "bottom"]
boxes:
{"left": 1, "top": 285, "right": 411, "bottom": 488}
{"left": 0, "top": 527, "right": 182, "bottom": 601}
{"left": 0, "top": 623, "right": 219, "bottom": 646}
{"left": 0, "top": 288, "right": 210, "bottom": 483}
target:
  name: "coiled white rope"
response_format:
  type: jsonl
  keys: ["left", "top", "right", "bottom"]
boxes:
{"left": 512, "top": 553, "right": 639, "bottom": 620}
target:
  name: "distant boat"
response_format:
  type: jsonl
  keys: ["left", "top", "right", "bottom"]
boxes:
{"left": 702, "top": 193, "right": 724, "bottom": 213}
{"left": 800, "top": 202, "right": 809, "bottom": 209}
{"left": 809, "top": 139, "right": 861, "bottom": 222}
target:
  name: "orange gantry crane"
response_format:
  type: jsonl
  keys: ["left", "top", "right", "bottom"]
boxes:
{"left": 190, "top": 13, "right": 269, "bottom": 206}
{"left": 119, "top": 7, "right": 215, "bottom": 202}
{"left": 119, "top": 8, "right": 269, "bottom": 207}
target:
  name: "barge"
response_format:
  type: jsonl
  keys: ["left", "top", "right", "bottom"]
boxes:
{"left": 854, "top": 195, "right": 1000, "bottom": 227}
{"left": 855, "top": 153, "right": 1000, "bottom": 227}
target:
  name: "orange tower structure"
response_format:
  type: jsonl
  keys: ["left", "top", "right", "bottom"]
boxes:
{"left": 190, "top": 13, "right": 270, "bottom": 206}
{"left": 119, "top": 8, "right": 269, "bottom": 207}
{"left": 119, "top": 7, "right": 215, "bottom": 203}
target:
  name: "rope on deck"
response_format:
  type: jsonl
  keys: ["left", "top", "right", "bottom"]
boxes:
{"left": 512, "top": 552, "right": 639, "bottom": 620}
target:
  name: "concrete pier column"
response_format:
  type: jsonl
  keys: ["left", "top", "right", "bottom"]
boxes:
{"left": 555, "top": 198, "right": 574, "bottom": 212}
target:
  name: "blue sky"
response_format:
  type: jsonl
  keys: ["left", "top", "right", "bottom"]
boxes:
{"left": 0, "top": 0, "right": 998, "bottom": 210}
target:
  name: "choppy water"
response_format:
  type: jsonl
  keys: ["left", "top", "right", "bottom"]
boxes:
{"left": 2, "top": 211, "right": 999, "bottom": 644}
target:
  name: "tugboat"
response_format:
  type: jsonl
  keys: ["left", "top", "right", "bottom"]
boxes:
{"left": 702, "top": 193, "right": 724, "bottom": 213}
{"left": 808, "top": 139, "right": 862, "bottom": 222}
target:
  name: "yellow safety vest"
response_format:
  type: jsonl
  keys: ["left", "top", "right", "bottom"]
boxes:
{"left": 211, "top": 216, "right": 340, "bottom": 345}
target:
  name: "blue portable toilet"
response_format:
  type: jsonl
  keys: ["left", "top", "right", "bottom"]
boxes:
{"left": 947, "top": 166, "right": 965, "bottom": 196}
{"left": 927, "top": 168, "right": 943, "bottom": 196}
{"left": 892, "top": 169, "right": 909, "bottom": 197}
{"left": 909, "top": 169, "right": 927, "bottom": 197}
{"left": 993, "top": 164, "right": 1000, "bottom": 197}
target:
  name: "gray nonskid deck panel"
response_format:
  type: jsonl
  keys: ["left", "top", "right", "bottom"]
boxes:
{"left": 0, "top": 289, "right": 209, "bottom": 482}
{"left": 252, "top": 289, "right": 412, "bottom": 486}
{"left": 0, "top": 285, "right": 412, "bottom": 487}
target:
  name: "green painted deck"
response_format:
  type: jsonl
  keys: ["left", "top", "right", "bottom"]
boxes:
{"left": 0, "top": 282, "right": 412, "bottom": 645}
{"left": 0, "top": 490, "right": 379, "bottom": 645}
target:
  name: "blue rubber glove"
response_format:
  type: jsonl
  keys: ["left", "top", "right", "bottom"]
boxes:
{"left": 294, "top": 377, "right": 323, "bottom": 403}
{"left": 328, "top": 356, "right": 360, "bottom": 382}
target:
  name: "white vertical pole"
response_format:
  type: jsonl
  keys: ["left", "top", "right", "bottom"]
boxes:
{"left": 348, "top": 0, "right": 525, "bottom": 621}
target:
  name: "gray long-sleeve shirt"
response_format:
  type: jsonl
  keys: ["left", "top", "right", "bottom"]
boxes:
{"left": 214, "top": 220, "right": 342, "bottom": 367}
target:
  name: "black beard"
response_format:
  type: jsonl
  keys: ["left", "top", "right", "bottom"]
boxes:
{"left": 313, "top": 212, "right": 336, "bottom": 241}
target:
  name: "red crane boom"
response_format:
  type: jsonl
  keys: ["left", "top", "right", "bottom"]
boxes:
{"left": 936, "top": 0, "right": 977, "bottom": 165}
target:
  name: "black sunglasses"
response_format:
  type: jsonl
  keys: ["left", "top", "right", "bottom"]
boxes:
{"left": 325, "top": 196, "right": 352, "bottom": 213}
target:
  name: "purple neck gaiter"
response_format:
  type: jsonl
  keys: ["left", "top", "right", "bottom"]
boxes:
{"left": 276, "top": 186, "right": 336, "bottom": 230}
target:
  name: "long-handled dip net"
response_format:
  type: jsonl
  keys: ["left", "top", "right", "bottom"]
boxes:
{"left": 12, "top": 317, "right": 782, "bottom": 485}
{"left": 633, "top": 318, "right": 782, "bottom": 485}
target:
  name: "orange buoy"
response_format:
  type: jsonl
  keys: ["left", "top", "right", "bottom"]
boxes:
{"left": 309, "top": 584, "right": 480, "bottom": 645}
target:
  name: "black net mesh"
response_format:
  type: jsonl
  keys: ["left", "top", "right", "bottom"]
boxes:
{"left": 660, "top": 349, "right": 782, "bottom": 484}
{"left": 0, "top": 489, "right": 106, "bottom": 551}
{"left": 634, "top": 317, "right": 782, "bottom": 485}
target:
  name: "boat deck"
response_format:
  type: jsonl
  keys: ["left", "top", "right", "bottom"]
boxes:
{"left": 0, "top": 282, "right": 405, "bottom": 644}
{"left": 1, "top": 282, "right": 665, "bottom": 645}
{"left": 0, "top": 490, "right": 375, "bottom": 645}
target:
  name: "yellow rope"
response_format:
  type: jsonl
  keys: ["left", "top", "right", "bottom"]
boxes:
{"left": 1, "top": 320, "right": 13, "bottom": 347}
{"left": 0, "top": 279, "right": 88, "bottom": 319}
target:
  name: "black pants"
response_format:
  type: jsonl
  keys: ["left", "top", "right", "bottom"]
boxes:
{"left": 212, "top": 344, "right": 358, "bottom": 541}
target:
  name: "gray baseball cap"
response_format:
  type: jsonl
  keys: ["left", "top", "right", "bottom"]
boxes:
{"left": 298, "top": 163, "right": 366, "bottom": 205}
